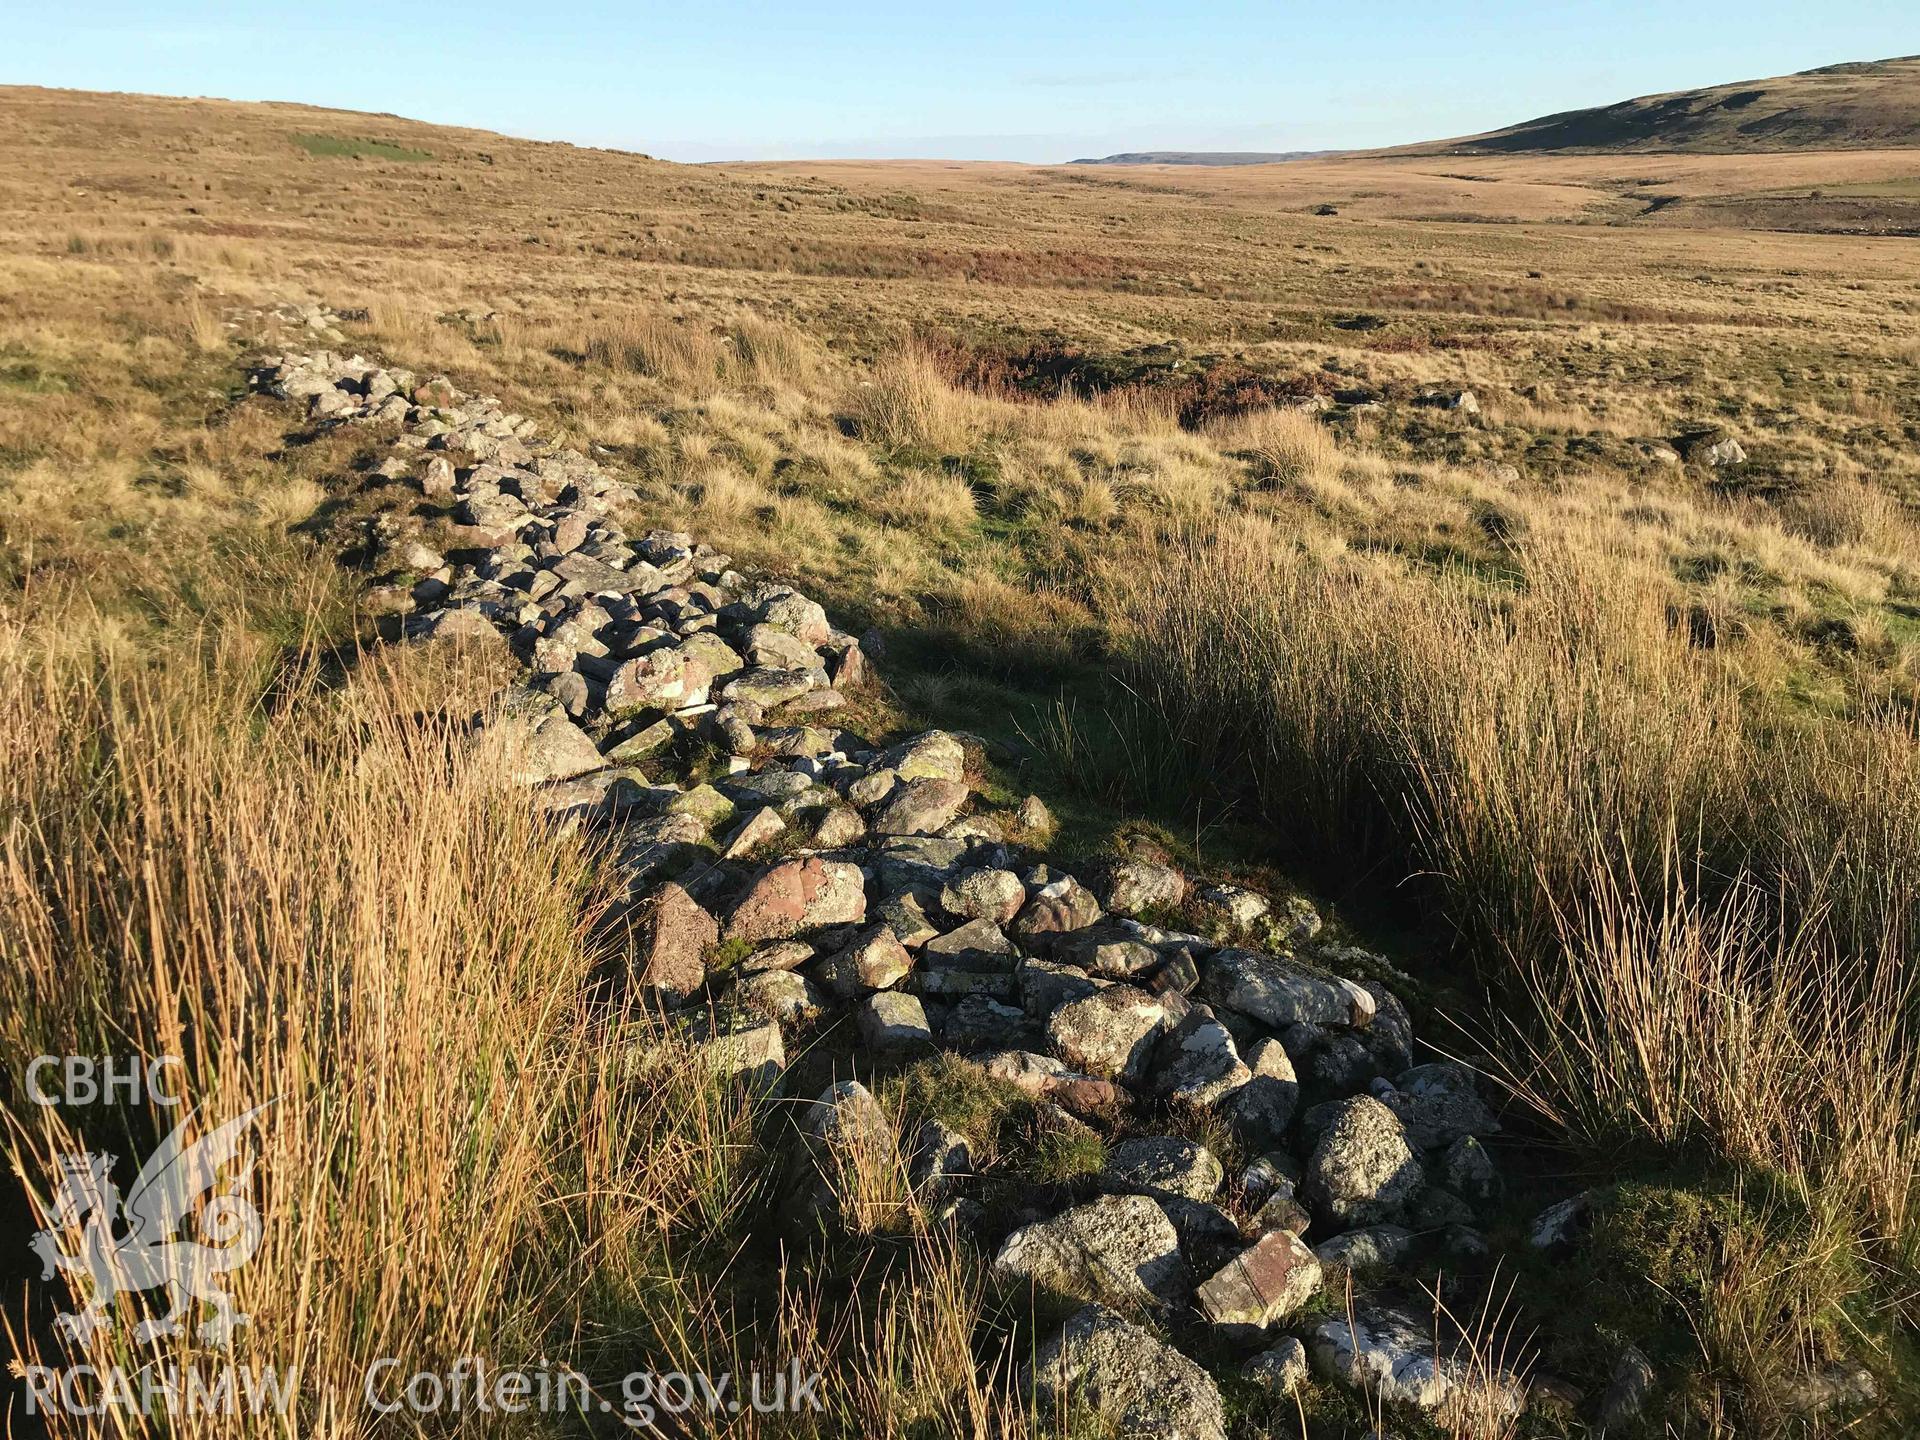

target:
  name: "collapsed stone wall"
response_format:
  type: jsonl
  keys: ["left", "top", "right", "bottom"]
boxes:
{"left": 254, "top": 341, "right": 1627, "bottom": 1436}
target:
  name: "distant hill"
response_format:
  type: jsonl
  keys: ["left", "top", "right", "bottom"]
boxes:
{"left": 1417, "top": 56, "right": 1920, "bottom": 155}
{"left": 1067, "top": 150, "right": 1339, "bottom": 166}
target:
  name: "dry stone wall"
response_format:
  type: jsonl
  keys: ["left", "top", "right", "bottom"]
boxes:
{"left": 255, "top": 338, "right": 1610, "bottom": 1434}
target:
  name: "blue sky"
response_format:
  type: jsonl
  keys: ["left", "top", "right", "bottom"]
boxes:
{"left": 8, "top": 3, "right": 1918, "bottom": 162}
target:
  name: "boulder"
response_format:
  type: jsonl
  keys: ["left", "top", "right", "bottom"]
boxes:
{"left": 1103, "top": 1136, "right": 1223, "bottom": 1203}
{"left": 1219, "top": 1036, "right": 1300, "bottom": 1146}
{"left": 816, "top": 924, "right": 913, "bottom": 997}
{"left": 1242, "top": 1338, "right": 1309, "bottom": 1397}
{"left": 940, "top": 994, "right": 1033, "bottom": 1053}
{"left": 1100, "top": 859, "right": 1186, "bottom": 918}
{"left": 977, "top": 1050, "right": 1124, "bottom": 1115}
{"left": 1381, "top": 1062, "right": 1500, "bottom": 1150}
{"left": 1155, "top": 1010, "right": 1253, "bottom": 1108}
{"left": 1303, "top": 1095, "right": 1423, "bottom": 1226}
{"left": 869, "top": 776, "right": 968, "bottom": 836}
{"left": 907, "top": 1120, "right": 972, "bottom": 1201}
{"left": 939, "top": 867, "right": 1026, "bottom": 925}
{"left": 734, "top": 969, "right": 825, "bottom": 1025}
{"left": 788, "top": 1080, "right": 897, "bottom": 1232}
{"left": 1046, "top": 985, "right": 1172, "bottom": 1084}
{"left": 993, "top": 1194, "right": 1188, "bottom": 1310}
{"left": 1013, "top": 876, "right": 1103, "bottom": 943}
{"left": 1308, "top": 1305, "right": 1524, "bottom": 1418}
{"left": 1195, "top": 1230, "right": 1323, "bottom": 1337}
{"left": 1202, "top": 949, "right": 1375, "bottom": 1030}
{"left": 884, "top": 730, "right": 966, "bottom": 783}
{"left": 725, "top": 858, "right": 868, "bottom": 942}
{"left": 605, "top": 648, "right": 713, "bottom": 717}
{"left": 856, "top": 991, "right": 934, "bottom": 1060}
{"left": 1025, "top": 1305, "right": 1226, "bottom": 1440}
{"left": 626, "top": 881, "right": 715, "bottom": 1005}
{"left": 1312, "top": 1224, "right": 1414, "bottom": 1272}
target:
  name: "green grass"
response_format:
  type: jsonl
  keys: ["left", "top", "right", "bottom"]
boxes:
{"left": 292, "top": 132, "right": 431, "bottom": 162}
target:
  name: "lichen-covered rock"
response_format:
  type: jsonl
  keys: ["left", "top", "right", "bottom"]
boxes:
{"left": 1312, "top": 1224, "right": 1414, "bottom": 1272}
{"left": 1195, "top": 1230, "right": 1323, "bottom": 1337}
{"left": 1242, "top": 1338, "right": 1308, "bottom": 1396}
{"left": 907, "top": 1119, "right": 972, "bottom": 1201}
{"left": 1437, "top": 1134, "right": 1500, "bottom": 1204}
{"left": 725, "top": 858, "right": 868, "bottom": 942}
{"left": 993, "top": 1194, "right": 1188, "bottom": 1310}
{"left": 856, "top": 991, "right": 934, "bottom": 1060}
{"left": 977, "top": 1050, "right": 1124, "bottom": 1114}
{"left": 1220, "top": 1036, "right": 1300, "bottom": 1146}
{"left": 1381, "top": 1062, "right": 1501, "bottom": 1150}
{"left": 1013, "top": 875, "right": 1103, "bottom": 943}
{"left": 869, "top": 776, "right": 968, "bottom": 836}
{"left": 474, "top": 688, "right": 606, "bottom": 785}
{"left": 605, "top": 648, "right": 713, "bottom": 716}
{"left": 1303, "top": 1095, "right": 1423, "bottom": 1226}
{"left": 1100, "top": 859, "right": 1186, "bottom": 918}
{"left": 734, "top": 968, "right": 824, "bottom": 1025}
{"left": 1201, "top": 949, "right": 1375, "bottom": 1030}
{"left": 1155, "top": 1010, "right": 1253, "bottom": 1107}
{"left": 940, "top": 993, "right": 1032, "bottom": 1052}
{"left": 1308, "top": 1304, "right": 1525, "bottom": 1418}
{"left": 1046, "top": 985, "right": 1172, "bottom": 1084}
{"left": 939, "top": 867, "right": 1026, "bottom": 924}
{"left": 788, "top": 1079, "right": 897, "bottom": 1231}
{"left": 1025, "top": 1304, "right": 1226, "bottom": 1440}
{"left": 816, "top": 923, "right": 913, "bottom": 997}
{"left": 883, "top": 730, "right": 966, "bottom": 783}
{"left": 1103, "top": 1136, "right": 1223, "bottom": 1202}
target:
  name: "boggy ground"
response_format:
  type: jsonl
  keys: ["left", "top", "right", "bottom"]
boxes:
{"left": 2, "top": 86, "right": 1920, "bottom": 1438}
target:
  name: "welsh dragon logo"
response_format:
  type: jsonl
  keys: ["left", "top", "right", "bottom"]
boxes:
{"left": 28, "top": 1105, "right": 270, "bottom": 1345}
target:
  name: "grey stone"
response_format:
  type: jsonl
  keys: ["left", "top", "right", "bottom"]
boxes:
{"left": 870, "top": 776, "right": 968, "bottom": 836}
{"left": 817, "top": 924, "right": 913, "bottom": 997}
{"left": 1308, "top": 1305, "right": 1524, "bottom": 1418}
{"left": 1313, "top": 1224, "right": 1415, "bottom": 1272}
{"left": 1242, "top": 1338, "right": 1309, "bottom": 1396}
{"left": 1103, "top": 1136, "right": 1223, "bottom": 1202}
{"left": 1304, "top": 1096, "right": 1423, "bottom": 1226}
{"left": 734, "top": 969, "right": 825, "bottom": 1025}
{"left": 941, "top": 994, "right": 1033, "bottom": 1052}
{"left": 1155, "top": 1010, "right": 1253, "bottom": 1108}
{"left": 993, "top": 1194, "right": 1188, "bottom": 1310}
{"left": 1046, "top": 985, "right": 1172, "bottom": 1084}
{"left": 857, "top": 991, "right": 934, "bottom": 1060}
{"left": 939, "top": 867, "right": 1026, "bottom": 924}
{"left": 1220, "top": 1036, "right": 1300, "bottom": 1146}
{"left": 1382, "top": 1062, "right": 1500, "bottom": 1150}
{"left": 724, "top": 858, "right": 868, "bottom": 942}
{"left": 1025, "top": 1305, "right": 1225, "bottom": 1440}
{"left": 1202, "top": 949, "right": 1375, "bottom": 1030}
{"left": 1101, "top": 859, "right": 1186, "bottom": 918}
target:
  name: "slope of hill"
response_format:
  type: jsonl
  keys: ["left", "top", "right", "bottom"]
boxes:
{"left": 1423, "top": 55, "right": 1920, "bottom": 154}
{"left": 1067, "top": 149, "right": 1338, "bottom": 166}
